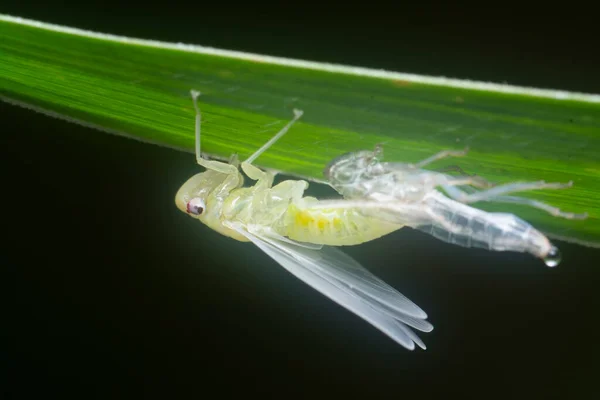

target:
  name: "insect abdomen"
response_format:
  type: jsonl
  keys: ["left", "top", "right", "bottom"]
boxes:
{"left": 417, "top": 192, "right": 552, "bottom": 258}
{"left": 283, "top": 204, "right": 401, "bottom": 246}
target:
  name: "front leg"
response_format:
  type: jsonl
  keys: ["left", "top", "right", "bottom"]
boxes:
{"left": 241, "top": 161, "right": 276, "bottom": 190}
{"left": 198, "top": 158, "right": 239, "bottom": 175}
{"left": 412, "top": 147, "right": 470, "bottom": 169}
{"left": 194, "top": 158, "right": 243, "bottom": 199}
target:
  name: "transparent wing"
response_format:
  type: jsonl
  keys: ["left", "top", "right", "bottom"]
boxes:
{"left": 226, "top": 222, "right": 431, "bottom": 350}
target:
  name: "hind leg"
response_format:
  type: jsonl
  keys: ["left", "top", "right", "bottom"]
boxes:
{"left": 440, "top": 181, "right": 587, "bottom": 220}
{"left": 482, "top": 195, "right": 588, "bottom": 219}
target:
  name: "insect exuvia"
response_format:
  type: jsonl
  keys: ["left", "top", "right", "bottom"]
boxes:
{"left": 175, "top": 90, "right": 432, "bottom": 350}
{"left": 320, "top": 144, "right": 588, "bottom": 267}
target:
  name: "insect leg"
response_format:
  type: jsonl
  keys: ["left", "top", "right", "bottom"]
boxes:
{"left": 412, "top": 147, "right": 469, "bottom": 169}
{"left": 241, "top": 162, "right": 276, "bottom": 189}
{"left": 440, "top": 182, "right": 587, "bottom": 219}
{"left": 472, "top": 194, "right": 588, "bottom": 220}
{"left": 244, "top": 108, "right": 304, "bottom": 165}
{"left": 433, "top": 174, "right": 494, "bottom": 189}
{"left": 271, "top": 179, "right": 309, "bottom": 200}
{"left": 190, "top": 89, "right": 239, "bottom": 174}
{"left": 434, "top": 165, "right": 493, "bottom": 187}
{"left": 240, "top": 108, "right": 304, "bottom": 185}
{"left": 444, "top": 180, "right": 573, "bottom": 201}
{"left": 435, "top": 165, "right": 471, "bottom": 175}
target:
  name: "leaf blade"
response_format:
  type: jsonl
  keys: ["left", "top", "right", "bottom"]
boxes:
{"left": 1, "top": 14, "right": 599, "bottom": 246}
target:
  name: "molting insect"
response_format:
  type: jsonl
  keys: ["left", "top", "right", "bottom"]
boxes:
{"left": 320, "top": 144, "right": 588, "bottom": 267}
{"left": 175, "top": 90, "right": 432, "bottom": 350}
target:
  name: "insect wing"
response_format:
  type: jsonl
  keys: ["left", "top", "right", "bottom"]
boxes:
{"left": 270, "top": 236, "right": 433, "bottom": 332}
{"left": 226, "top": 223, "right": 430, "bottom": 350}
{"left": 293, "top": 240, "right": 430, "bottom": 320}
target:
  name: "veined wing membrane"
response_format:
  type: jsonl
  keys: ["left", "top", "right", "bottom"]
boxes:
{"left": 226, "top": 222, "right": 430, "bottom": 350}
{"left": 249, "top": 225, "right": 430, "bottom": 325}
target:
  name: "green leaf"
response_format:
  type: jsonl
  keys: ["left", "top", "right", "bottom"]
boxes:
{"left": 1, "top": 15, "right": 599, "bottom": 247}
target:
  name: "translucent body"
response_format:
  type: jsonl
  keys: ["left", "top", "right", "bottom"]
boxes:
{"left": 175, "top": 90, "right": 431, "bottom": 350}
{"left": 177, "top": 170, "right": 403, "bottom": 247}
{"left": 323, "top": 145, "right": 587, "bottom": 266}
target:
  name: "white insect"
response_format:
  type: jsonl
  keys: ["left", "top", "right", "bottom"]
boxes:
{"left": 320, "top": 144, "right": 588, "bottom": 267}
{"left": 175, "top": 90, "right": 432, "bottom": 350}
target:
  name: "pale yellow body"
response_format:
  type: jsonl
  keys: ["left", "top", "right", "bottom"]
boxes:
{"left": 282, "top": 200, "right": 402, "bottom": 246}
{"left": 176, "top": 92, "right": 433, "bottom": 351}
{"left": 176, "top": 165, "right": 403, "bottom": 247}
{"left": 175, "top": 92, "right": 403, "bottom": 247}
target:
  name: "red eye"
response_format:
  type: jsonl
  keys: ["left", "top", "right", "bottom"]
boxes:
{"left": 186, "top": 197, "right": 205, "bottom": 215}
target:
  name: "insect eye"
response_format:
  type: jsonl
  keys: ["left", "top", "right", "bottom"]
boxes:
{"left": 335, "top": 169, "right": 355, "bottom": 182}
{"left": 186, "top": 197, "right": 205, "bottom": 215}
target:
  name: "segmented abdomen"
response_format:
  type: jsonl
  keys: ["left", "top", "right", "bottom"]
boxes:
{"left": 281, "top": 203, "right": 402, "bottom": 246}
{"left": 417, "top": 192, "right": 552, "bottom": 258}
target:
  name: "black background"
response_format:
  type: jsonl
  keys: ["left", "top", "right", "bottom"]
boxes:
{"left": 2, "top": 3, "right": 599, "bottom": 399}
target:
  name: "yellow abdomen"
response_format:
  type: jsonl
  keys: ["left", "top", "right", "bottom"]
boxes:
{"left": 282, "top": 203, "right": 403, "bottom": 246}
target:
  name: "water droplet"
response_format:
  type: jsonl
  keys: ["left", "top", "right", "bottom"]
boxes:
{"left": 543, "top": 246, "right": 561, "bottom": 267}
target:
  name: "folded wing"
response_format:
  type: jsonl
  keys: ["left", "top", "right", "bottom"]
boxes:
{"left": 226, "top": 222, "right": 432, "bottom": 350}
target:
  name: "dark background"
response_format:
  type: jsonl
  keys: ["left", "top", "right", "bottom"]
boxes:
{"left": 2, "top": 3, "right": 599, "bottom": 399}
